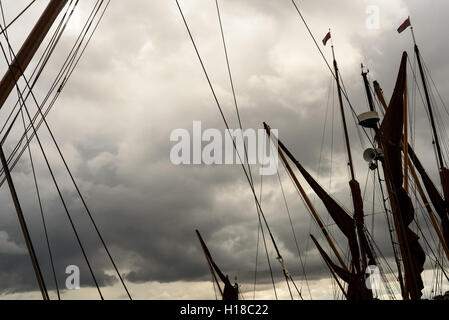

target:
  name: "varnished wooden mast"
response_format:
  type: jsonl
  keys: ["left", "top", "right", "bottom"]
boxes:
{"left": 410, "top": 27, "right": 445, "bottom": 170}
{"left": 375, "top": 81, "right": 449, "bottom": 261}
{"left": 196, "top": 230, "right": 223, "bottom": 298}
{"left": 0, "top": 0, "right": 69, "bottom": 109}
{"left": 330, "top": 39, "right": 366, "bottom": 272}
{"left": 331, "top": 44, "right": 355, "bottom": 182}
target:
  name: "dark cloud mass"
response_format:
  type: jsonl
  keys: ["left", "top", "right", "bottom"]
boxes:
{"left": 0, "top": 0, "right": 448, "bottom": 299}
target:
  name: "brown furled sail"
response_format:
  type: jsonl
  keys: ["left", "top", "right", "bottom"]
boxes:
{"left": 271, "top": 134, "right": 379, "bottom": 279}
{"left": 196, "top": 230, "right": 239, "bottom": 301}
{"left": 278, "top": 140, "right": 361, "bottom": 273}
{"left": 269, "top": 129, "right": 378, "bottom": 278}
{"left": 441, "top": 168, "right": 449, "bottom": 215}
{"left": 311, "top": 235, "right": 372, "bottom": 300}
{"left": 378, "top": 51, "right": 425, "bottom": 299}
{"left": 350, "top": 179, "right": 376, "bottom": 267}
{"left": 408, "top": 146, "right": 449, "bottom": 247}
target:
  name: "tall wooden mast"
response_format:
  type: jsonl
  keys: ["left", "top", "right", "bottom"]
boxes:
{"left": 329, "top": 34, "right": 367, "bottom": 273}
{"left": 331, "top": 42, "right": 356, "bottom": 182}
{"left": 362, "top": 72, "right": 406, "bottom": 298}
{"left": 361, "top": 66, "right": 376, "bottom": 115}
{"left": 409, "top": 27, "right": 445, "bottom": 170}
{"left": 410, "top": 26, "right": 449, "bottom": 220}
{"left": 0, "top": 0, "right": 69, "bottom": 300}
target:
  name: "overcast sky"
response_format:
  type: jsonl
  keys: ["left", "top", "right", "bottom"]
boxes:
{"left": 0, "top": 0, "right": 448, "bottom": 300}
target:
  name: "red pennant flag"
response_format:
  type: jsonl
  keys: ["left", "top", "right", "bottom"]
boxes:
{"left": 397, "top": 17, "right": 411, "bottom": 33}
{"left": 322, "top": 31, "right": 331, "bottom": 46}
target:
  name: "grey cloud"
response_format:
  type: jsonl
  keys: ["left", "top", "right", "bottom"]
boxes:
{"left": 0, "top": 0, "right": 448, "bottom": 298}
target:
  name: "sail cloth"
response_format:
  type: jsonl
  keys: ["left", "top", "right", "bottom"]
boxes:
{"left": 350, "top": 179, "right": 376, "bottom": 266}
{"left": 283, "top": 148, "right": 362, "bottom": 273}
{"left": 397, "top": 17, "right": 411, "bottom": 33}
{"left": 311, "top": 235, "right": 372, "bottom": 300}
{"left": 196, "top": 230, "right": 239, "bottom": 301}
{"left": 271, "top": 130, "right": 376, "bottom": 299}
{"left": 322, "top": 31, "right": 331, "bottom": 46}
{"left": 378, "top": 52, "right": 425, "bottom": 299}
{"left": 441, "top": 168, "right": 449, "bottom": 213}
{"left": 408, "top": 146, "right": 449, "bottom": 247}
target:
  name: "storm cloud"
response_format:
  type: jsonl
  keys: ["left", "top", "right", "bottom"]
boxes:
{"left": 0, "top": 0, "right": 448, "bottom": 299}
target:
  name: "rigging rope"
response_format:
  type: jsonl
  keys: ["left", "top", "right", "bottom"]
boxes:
{"left": 0, "top": 0, "right": 103, "bottom": 181}
{"left": 253, "top": 143, "right": 278, "bottom": 299}
{"left": 276, "top": 157, "right": 310, "bottom": 299}
{"left": 176, "top": 0, "right": 300, "bottom": 299}
{"left": 0, "top": 32, "right": 104, "bottom": 300}
{"left": 0, "top": 1, "right": 60, "bottom": 299}
{"left": 213, "top": 0, "right": 279, "bottom": 300}
{"left": 290, "top": 0, "right": 374, "bottom": 148}
{"left": 0, "top": 0, "right": 132, "bottom": 299}
{"left": 0, "top": 0, "right": 37, "bottom": 36}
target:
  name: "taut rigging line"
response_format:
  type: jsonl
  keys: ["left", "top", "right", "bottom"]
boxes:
{"left": 176, "top": 0, "right": 301, "bottom": 299}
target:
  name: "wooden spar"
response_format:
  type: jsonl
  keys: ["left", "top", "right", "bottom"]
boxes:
{"left": 373, "top": 81, "right": 388, "bottom": 111}
{"left": 379, "top": 143, "right": 413, "bottom": 299}
{"left": 361, "top": 66, "right": 376, "bottom": 114}
{"left": 374, "top": 67, "right": 421, "bottom": 299}
{"left": 366, "top": 79, "right": 406, "bottom": 298}
{"left": 0, "top": 146, "right": 49, "bottom": 300}
{"left": 375, "top": 81, "right": 449, "bottom": 261}
{"left": 331, "top": 41, "right": 366, "bottom": 273}
{"left": 0, "top": 0, "right": 68, "bottom": 301}
{"left": 195, "top": 230, "right": 223, "bottom": 298}
{"left": 331, "top": 44, "right": 355, "bottom": 181}
{"left": 0, "top": 0, "right": 69, "bottom": 110}
{"left": 313, "top": 237, "right": 348, "bottom": 299}
{"left": 410, "top": 27, "right": 445, "bottom": 170}
{"left": 403, "top": 76, "right": 409, "bottom": 193}
{"left": 373, "top": 78, "right": 415, "bottom": 299}
{"left": 264, "top": 123, "right": 348, "bottom": 271}
{"left": 409, "top": 26, "right": 449, "bottom": 216}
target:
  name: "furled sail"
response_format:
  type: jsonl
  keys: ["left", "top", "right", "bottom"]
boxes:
{"left": 311, "top": 235, "right": 372, "bottom": 300}
{"left": 350, "top": 179, "right": 376, "bottom": 267}
{"left": 280, "top": 142, "right": 361, "bottom": 272}
{"left": 378, "top": 52, "right": 425, "bottom": 299}
{"left": 274, "top": 134, "right": 377, "bottom": 289}
{"left": 196, "top": 230, "right": 239, "bottom": 301}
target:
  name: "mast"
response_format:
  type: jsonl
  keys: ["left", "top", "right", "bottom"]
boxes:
{"left": 363, "top": 76, "right": 407, "bottom": 297}
{"left": 374, "top": 79, "right": 449, "bottom": 286}
{"left": 0, "top": 147, "right": 49, "bottom": 300}
{"left": 331, "top": 43, "right": 355, "bottom": 181}
{"left": 196, "top": 230, "right": 223, "bottom": 298}
{"left": 0, "top": 0, "right": 69, "bottom": 300}
{"left": 410, "top": 26, "right": 445, "bottom": 170}
{"left": 407, "top": 22, "right": 449, "bottom": 213}
{"left": 264, "top": 123, "right": 377, "bottom": 300}
{"left": 330, "top": 35, "right": 367, "bottom": 272}
{"left": 373, "top": 81, "right": 388, "bottom": 111}
{"left": 0, "top": 0, "right": 69, "bottom": 109}
{"left": 195, "top": 230, "right": 238, "bottom": 301}
{"left": 375, "top": 52, "right": 425, "bottom": 299}
{"left": 361, "top": 65, "right": 376, "bottom": 114}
